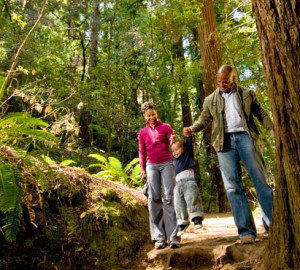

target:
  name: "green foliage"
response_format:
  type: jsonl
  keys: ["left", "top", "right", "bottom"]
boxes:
{"left": 88, "top": 154, "right": 142, "bottom": 187}
{"left": 60, "top": 159, "right": 77, "bottom": 166}
{"left": 0, "top": 0, "right": 275, "bottom": 220}
{"left": 0, "top": 158, "right": 23, "bottom": 242}
{"left": 0, "top": 113, "right": 58, "bottom": 241}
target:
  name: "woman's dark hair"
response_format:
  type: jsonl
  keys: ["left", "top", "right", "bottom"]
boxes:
{"left": 141, "top": 100, "right": 155, "bottom": 113}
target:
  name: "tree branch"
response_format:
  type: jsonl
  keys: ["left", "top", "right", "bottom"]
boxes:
{"left": 0, "top": 0, "right": 47, "bottom": 103}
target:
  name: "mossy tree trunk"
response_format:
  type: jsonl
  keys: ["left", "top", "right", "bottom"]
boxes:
{"left": 251, "top": 0, "right": 300, "bottom": 268}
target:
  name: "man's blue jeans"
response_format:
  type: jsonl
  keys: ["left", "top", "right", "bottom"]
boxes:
{"left": 217, "top": 132, "right": 273, "bottom": 238}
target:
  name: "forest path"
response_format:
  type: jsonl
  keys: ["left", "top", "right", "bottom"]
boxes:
{"left": 138, "top": 212, "right": 268, "bottom": 270}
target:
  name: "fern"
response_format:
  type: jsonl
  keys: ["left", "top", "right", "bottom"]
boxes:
{"left": 108, "top": 157, "right": 123, "bottom": 171}
{"left": 124, "top": 158, "right": 139, "bottom": 174}
{"left": 89, "top": 155, "right": 142, "bottom": 187}
{"left": 0, "top": 112, "right": 49, "bottom": 130}
{"left": 42, "top": 155, "right": 56, "bottom": 164}
{"left": 60, "top": 160, "right": 77, "bottom": 166}
{"left": 0, "top": 158, "right": 23, "bottom": 241}
{"left": 0, "top": 113, "right": 58, "bottom": 241}
{"left": 88, "top": 154, "right": 108, "bottom": 166}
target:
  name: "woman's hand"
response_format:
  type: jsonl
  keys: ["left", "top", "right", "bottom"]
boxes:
{"left": 170, "top": 134, "right": 176, "bottom": 143}
{"left": 140, "top": 170, "right": 146, "bottom": 183}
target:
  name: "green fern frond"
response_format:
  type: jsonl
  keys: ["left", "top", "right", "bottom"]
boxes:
{"left": 124, "top": 158, "right": 140, "bottom": 173}
{"left": 42, "top": 155, "right": 56, "bottom": 164}
{"left": 60, "top": 160, "right": 77, "bottom": 166}
{"left": 0, "top": 112, "right": 49, "bottom": 128}
{"left": 130, "top": 164, "right": 141, "bottom": 178}
{"left": 2, "top": 127, "right": 57, "bottom": 144}
{"left": 2, "top": 204, "right": 22, "bottom": 242}
{"left": 89, "top": 154, "right": 108, "bottom": 167}
{"left": 95, "top": 170, "right": 114, "bottom": 180}
{"left": 89, "top": 163, "right": 105, "bottom": 168}
{"left": 0, "top": 160, "right": 23, "bottom": 242}
{"left": 19, "top": 129, "right": 58, "bottom": 143}
{"left": 108, "top": 157, "right": 123, "bottom": 171}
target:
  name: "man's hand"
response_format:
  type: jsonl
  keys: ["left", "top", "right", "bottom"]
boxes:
{"left": 183, "top": 127, "right": 192, "bottom": 137}
{"left": 270, "top": 129, "right": 275, "bottom": 138}
{"left": 140, "top": 170, "right": 146, "bottom": 183}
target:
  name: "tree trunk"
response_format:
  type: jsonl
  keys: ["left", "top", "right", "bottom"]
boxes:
{"left": 106, "top": 0, "right": 118, "bottom": 156}
{"left": 251, "top": 0, "right": 300, "bottom": 269}
{"left": 197, "top": 0, "right": 230, "bottom": 212}
{"left": 88, "top": 0, "right": 101, "bottom": 81}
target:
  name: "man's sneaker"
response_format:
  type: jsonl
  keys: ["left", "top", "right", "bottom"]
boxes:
{"left": 193, "top": 217, "right": 203, "bottom": 230}
{"left": 154, "top": 240, "right": 167, "bottom": 249}
{"left": 169, "top": 241, "right": 180, "bottom": 249}
{"left": 241, "top": 234, "right": 255, "bottom": 244}
{"left": 177, "top": 224, "right": 189, "bottom": 237}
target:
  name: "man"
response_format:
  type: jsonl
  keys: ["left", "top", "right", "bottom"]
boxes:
{"left": 183, "top": 64, "right": 273, "bottom": 244}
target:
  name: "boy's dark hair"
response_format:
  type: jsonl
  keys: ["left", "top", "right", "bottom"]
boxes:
{"left": 171, "top": 138, "right": 186, "bottom": 149}
{"left": 141, "top": 100, "right": 155, "bottom": 113}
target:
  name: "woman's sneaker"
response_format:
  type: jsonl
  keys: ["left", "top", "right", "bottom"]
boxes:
{"left": 177, "top": 224, "right": 189, "bottom": 237}
{"left": 193, "top": 217, "right": 203, "bottom": 230}
{"left": 154, "top": 240, "right": 167, "bottom": 249}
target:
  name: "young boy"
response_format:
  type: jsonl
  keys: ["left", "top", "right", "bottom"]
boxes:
{"left": 170, "top": 135, "right": 204, "bottom": 236}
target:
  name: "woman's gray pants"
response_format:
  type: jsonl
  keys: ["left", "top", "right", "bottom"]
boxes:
{"left": 145, "top": 161, "right": 179, "bottom": 243}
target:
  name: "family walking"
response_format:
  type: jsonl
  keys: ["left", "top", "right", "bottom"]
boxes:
{"left": 138, "top": 64, "right": 274, "bottom": 249}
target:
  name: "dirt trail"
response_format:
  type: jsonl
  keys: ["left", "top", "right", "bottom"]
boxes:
{"left": 139, "top": 212, "right": 268, "bottom": 270}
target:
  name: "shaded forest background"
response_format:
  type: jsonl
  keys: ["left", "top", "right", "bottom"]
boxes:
{"left": 0, "top": 0, "right": 275, "bottom": 212}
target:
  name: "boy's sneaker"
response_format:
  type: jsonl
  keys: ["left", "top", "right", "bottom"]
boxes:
{"left": 154, "top": 240, "right": 167, "bottom": 249}
{"left": 177, "top": 224, "right": 189, "bottom": 237}
{"left": 193, "top": 217, "right": 203, "bottom": 230}
{"left": 169, "top": 241, "right": 180, "bottom": 249}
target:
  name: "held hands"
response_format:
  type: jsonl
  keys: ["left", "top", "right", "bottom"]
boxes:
{"left": 170, "top": 134, "right": 176, "bottom": 143}
{"left": 183, "top": 127, "right": 192, "bottom": 137}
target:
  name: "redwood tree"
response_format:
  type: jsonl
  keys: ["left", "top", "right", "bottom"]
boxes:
{"left": 251, "top": 1, "right": 300, "bottom": 269}
{"left": 197, "top": 0, "right": 229, "bottom": 212}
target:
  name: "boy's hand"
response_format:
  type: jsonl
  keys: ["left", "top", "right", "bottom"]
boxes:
{"left": 170, "top": 134, "right": 176, "bottom": 143}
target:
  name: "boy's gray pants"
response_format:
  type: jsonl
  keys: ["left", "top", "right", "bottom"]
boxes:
{"left": 145, "top": 161, "right": 179, "bottom": 243}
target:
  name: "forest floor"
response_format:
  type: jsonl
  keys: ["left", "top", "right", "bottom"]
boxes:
{"left": 136, "top": 211, "right": 268, "bottom": 270}
{"left": 1, "top": 146, "right": 269, "bottom": 270}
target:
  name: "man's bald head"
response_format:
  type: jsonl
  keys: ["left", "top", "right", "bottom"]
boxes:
{"left": 218, "top": 64, "right": 234, "bottom": 77}
{"left": 217, "top": 65, "right": 235, "bottom": 93}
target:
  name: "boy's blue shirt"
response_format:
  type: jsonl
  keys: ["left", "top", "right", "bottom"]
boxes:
{"left": 171, "top": 136, "right": 195, "bottom": 176}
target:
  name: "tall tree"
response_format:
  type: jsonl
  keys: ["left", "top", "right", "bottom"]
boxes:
{"left": 197, "top": 0, "right": 229, "bottom": 212}
{"left": 88, "top": 0, "right": 101, "bottom": 81}
{"left": 251, "top": 0, "right": 300, "bottom": 269}
{"left": 106, "top": 0, "right": 118, "bottom": 156}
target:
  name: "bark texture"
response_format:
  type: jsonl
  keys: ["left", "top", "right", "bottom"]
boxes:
{"left": 88, "top": 0, "right": 101, "bottom": 81}
{"left": 251, "top": 1, "right": 300, "bottom": 269}
{"left": 197, "top": 0, "right": 229, "bottom": 212}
